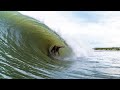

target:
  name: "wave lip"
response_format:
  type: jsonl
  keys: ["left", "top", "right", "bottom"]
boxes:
{"left": 0, "top": 11, "right": 74, "bottom": 60}
{"left": 0, "top": 11, "right": 75, "bottom": 79}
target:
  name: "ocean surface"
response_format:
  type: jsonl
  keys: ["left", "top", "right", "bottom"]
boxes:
{"left": 1, "top": 47, "right": 120, "bottom": 79}
{"left": 0, "top": 11, "right": 120, "bottom": 79}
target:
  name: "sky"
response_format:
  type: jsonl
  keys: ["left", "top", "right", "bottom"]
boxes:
{"left": 19, "top": 11, "right": 120, "bottom": 48}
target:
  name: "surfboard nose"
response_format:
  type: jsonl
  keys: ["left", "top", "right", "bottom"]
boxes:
{"left": 60, "top": 46, "right": 65, "bottom": 48}
{"left": 58, "top": 46, "right": 64, "bottom": 49}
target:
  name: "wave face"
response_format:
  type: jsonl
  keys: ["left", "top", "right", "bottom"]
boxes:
{"left": 0, "top": 11, "right": 74, "bottom": 79}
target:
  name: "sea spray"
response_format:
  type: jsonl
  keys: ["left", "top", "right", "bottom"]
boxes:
{"left": 20, "top": 11, "right": 94, "bottom": 60}
{"left": 57, "top": 33, "right": 94, "bottom": 59}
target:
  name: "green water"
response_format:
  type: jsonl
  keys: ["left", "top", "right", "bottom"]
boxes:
{"left": 1, "top": 11, "right": 120, "bottom": 79}
{"left": 0, "top": 11, "right": 74, "bottom": 79}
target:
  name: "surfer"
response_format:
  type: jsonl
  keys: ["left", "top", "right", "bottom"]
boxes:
{"left": 51, "top": 45, "right": 65, "bottom": 56}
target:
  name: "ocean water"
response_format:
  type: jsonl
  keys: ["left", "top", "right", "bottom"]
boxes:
{"left": 0, "top": 11, "right": 120, "bottom": 79}
{"left": 1, "top": 48, "right": 120, "bottom": 79}
{"left": 66, "top": 51, "right": 120, "bottom": 79}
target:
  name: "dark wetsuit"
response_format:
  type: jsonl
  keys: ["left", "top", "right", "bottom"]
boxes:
{"left": 51, "top": 45, "right": 64, "bottom": 55}
{"left": 51, "top": 45, "right": 57, "bottom": 54}
{"left": 55, "top": 47, "right": 61, "bottom": 55}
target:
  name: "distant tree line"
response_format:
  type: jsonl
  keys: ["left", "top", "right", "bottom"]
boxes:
{"left": 94, "top": 47, "right": 120, "bottom": 51}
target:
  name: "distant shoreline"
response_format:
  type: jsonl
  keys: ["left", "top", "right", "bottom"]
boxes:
{"left": 93, "top": 47, "right": 120, "bottom": 51}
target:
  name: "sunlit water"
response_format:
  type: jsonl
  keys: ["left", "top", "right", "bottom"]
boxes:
{"left": 67, "top": 51, "right": 120, "bottom": 79}
{"left": 1, "top": 50, "right": 120, "bottom": 79}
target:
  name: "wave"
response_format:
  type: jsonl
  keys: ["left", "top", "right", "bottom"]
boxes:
{"left": 0, "top": 11, "right": 74, "bottom": 78}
